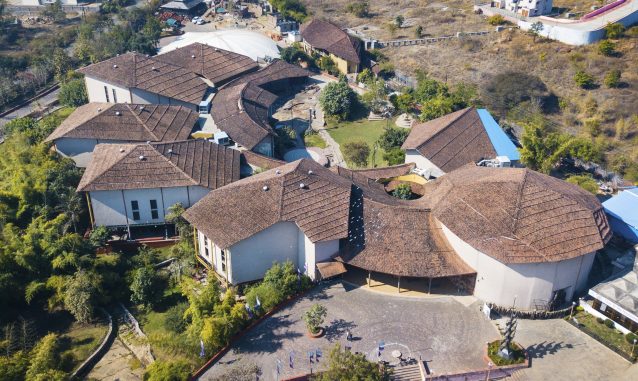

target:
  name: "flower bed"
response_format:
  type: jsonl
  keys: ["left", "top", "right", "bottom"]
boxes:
{"left": 486, "top": 340, "right": 526, "bottom": 366}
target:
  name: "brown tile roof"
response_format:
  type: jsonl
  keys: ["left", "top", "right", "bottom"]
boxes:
{"left": 77, "top": 52, "right": 209, "bottom": 105}
{"left": 153, "top": 43, "right": 259, "bottom": 86}
{"left": 183, "top": 159, "right": 352, "bottom": 249}
{"left": 331, "top": 163, "right": 415, "bottom": 181}
{"left": 422, "top": 164, "right": 612, "bottom": 264}
{"left": 211, "top": 60, "right": 311, "bottom": 149}
{"left": 300, "top": 19, "right": 362, "bottom": 64}
{"left": 45, "top": 103, "right": 198, "bottom": 143}
{"left": 316, "top": 261, "right": 347, "bottom": 279}
{"left": 402, "top": 107, "right": 497, "bottom": 173}
{"left": 77, "top": 139, "right": 240, "bottom": 192}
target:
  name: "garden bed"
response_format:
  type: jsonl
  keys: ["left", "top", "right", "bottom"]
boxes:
{"left": 486, "top": 340, "right": 526, "bottom": 366}
{"left": 568, "top": 311, "right": 637, "bottom": 362}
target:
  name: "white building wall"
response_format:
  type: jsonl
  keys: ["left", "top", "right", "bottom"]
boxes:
{"left": 404, "top": 149, "right": 445, "bottom": 178}
{"left": 227, "top": 222, "right": 301, "bottom": 284}
{"left": 440, "top": 223, "right": 595, "bottom": 310}
{"left": 54, "top": 138, "right": 130, "bottom": 167}
{"left": 90, "top": 190, "right": 128, "bottom": 227}
{"left": 188, "top": 186, "right": 211, "bottom": 204}
{"left": 85, "top": 76, "right": 132, "bottom": 104}
{"left": 131, "top": 88, "right": 198, "bottom": 110}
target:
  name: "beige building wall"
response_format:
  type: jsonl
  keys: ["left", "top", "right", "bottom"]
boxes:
{"left": 404, "top": 149, "right": 445, "bottom": 178}
{"left": 85, "top": 76, "right": 132, "bottom": 104}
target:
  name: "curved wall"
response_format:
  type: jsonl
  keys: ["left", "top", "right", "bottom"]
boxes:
{"left": 440, "top": 224, "right": 595, "bottom": 310}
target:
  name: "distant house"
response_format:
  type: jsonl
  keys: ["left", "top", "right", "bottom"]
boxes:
{"left": 587, "top": 255, "right": 638, "bottom": 334}
{"left": 77, "top": 140, "right": 241, "bottom": 238}
{"left": 45, "top": 103, "right": 199, "bottom": 167}
{"left": 492, "top": 0, "right": 553, "bottom": 17}
{"left": 602, "top": 188, "right": 638, "bottom": 243}
{"left": 210, "top": 60, "right": 311, "bottom": 157}
{"left": 159, "top": 0, "right": 206, "bottom": 15}
{"left": 300, "top": 19, "right": 362, "bottom": 74}
{"left": 402, "top": 107, "right": 520, "bottom": 178}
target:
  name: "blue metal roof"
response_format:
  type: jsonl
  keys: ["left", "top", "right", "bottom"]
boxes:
{"left": 477, "top": 109, "right": 520, "bottom": 161}
{"left": 603, "top": 188, "right": 638, "bottom": 230}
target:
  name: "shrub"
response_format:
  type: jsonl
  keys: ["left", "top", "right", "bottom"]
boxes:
{"left": 357, "top": 68, "right": 373, "bottom": 85}
{"left": 89, "top": 226, "right": 110, "bottom": 248}
{"left": 482, "top": 71, "right": 548, "bottom": 116}
{"left": 574, "top": 71, "right": 596, "bottom": 89}
{"left": 342, "top": 140, "right": 370, "bottom": 167}
{"left": 144, "top": 360, "right": 191, "bottom": 381}
{"left": 130, "top": 266, "right": 162, "bottom": 309}
{"left": 302, "top": 304, "right": 327, "bottom": 334}
{"left": 415, "top": 25, "right": 423, "bottom": 38}
{"left": 605, "top": 22, "right": 625, "bottom": 39}
{"left": 487, "top": 15, "right": 505, "bottom": 26}
{"left": 383, "top": 147, "right": 405, "bottom": 165}
{"left": 377, "top": 126, "right": 410, "bottom": 151}
{"left": 598, "top": 39, "right": 616, "bottom": 56}
{"left": 604, "top": 69, "right": 621, "bottom": 88}
{"left": 604, "top": 319, "right": 615, "bottom": 329}
{"left": 164, "top": 302, "right": 188, "bottom": 333}
{"left": 596, "top": 317, "right": 605, "bottom": 324}
{"left": 392, "top": 183, "right": 412, "bottom": 200}
{"left": 566, "top": 175, "right": 598, "bottom": 194}
{"left": 58, "top": 78, "right": 88, "bottom": 107}
{"left": 345, "top": 1, "right": 369, "bottom": 17}
{"left": 626, "top": 332, "right": 638, "bottom": 344}
{"left": 395, "top": 15, "right": 404, "bottom": 28}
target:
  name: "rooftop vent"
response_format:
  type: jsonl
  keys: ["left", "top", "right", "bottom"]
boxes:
{"left": 97, "top": 108, "right": 102, "bottom": 112}
{"left": 308, "top": 170, "right": 313, "bottom": 175}
{"left": 140, "top": 106, "right": 145, "bottom": 111}
{"left": 151, "top": 66, "right": 156, "bottom": 71}
{"left": 168, "top": 149, "right": 173, "bottom": 154}
{"left": 191, "top": 54, "right": 196, "bottom": 58}
{"left": 275, "top": 169, "right": 281, "bottom": 175}
{"left": 146, "top": 141, "right": 151, "bottom": 144}
{"left": 115, "top": 111, "right": 121, "bottom": 116}
{"left": 262, "top": 185, "right": 269, "bottom": 191}
{"left": 299, "top": 183, "right": 305, "bottom": 189}
{"left": 113, "top": 64, "right": 118, "bottom": 68}
{"left": 119, "top": 148, "right": 125, "bottom": 153}
{"left": 139, "top": 155, "right": 145, "bottom": 160}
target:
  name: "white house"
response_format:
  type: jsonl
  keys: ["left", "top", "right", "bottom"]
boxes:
{"left": 184, "top": 159, "right": 611, "bottom": 310}
{"left": 77, "top": 139, "right": 241, "bottom": 239}
{"left": 402, "top": 107, "right": 520, "bottom": 178}
{"left": 45, "top": 103, "right": 199, "bottom": 167}
{"left": 184, "top": 159, "right": 351, "bottom": 282}
{"left": 493, "top": 0, "right": 553, "bottom": 17}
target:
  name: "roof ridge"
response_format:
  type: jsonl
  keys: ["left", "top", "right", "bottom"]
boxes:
{"left": 155, "top": 141, "right": 200, "bottom": 187}
{"left": 128, "top": 104, "right": 160, "bottom": 141}
{"left": 77, "top": 144, "right": 136, "bottom": 191}
{"left": 419, "top": 107, "right": 473, "bottom": 146}
{"left": 511, "top": 168, "right": 529, "bottom": 234}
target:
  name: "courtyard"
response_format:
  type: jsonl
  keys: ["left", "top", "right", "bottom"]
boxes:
{"left": 200, "top": 281, "right": 500, "bottom": 380}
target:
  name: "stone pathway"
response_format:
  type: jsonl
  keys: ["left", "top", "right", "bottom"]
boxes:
{"left": 309, "top": 75, "right": 346, "bottom": 168}
{"left": 87, "top": 337, "right": 144, "bottom": 381}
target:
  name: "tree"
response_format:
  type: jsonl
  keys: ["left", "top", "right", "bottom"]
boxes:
{"left": 604, "top": 69, "right": 621, "bottom": 88}
{"left": 165, "top": 203, "right": 192, "bottom": 240}
{"left": 58, "top": 78, "right": 88, "bottom": 107}
{"left": 342, "top": 141, "right": 370, "bottom": 168}
{"left": 392, "top": 183, "right": 412, "bottom": 200}
{"left": 64, "top": 270, "right": 97, "bottom": 323}
{"left": 130, "top": 266, "right": 161, "bottom": 309}
{"left": 361, "top": 79, "right": 387, "bottom": 113}
{"left": 144, "top": 360, "right": 191, "bottom": 381}
{"left": 392, "top": 92, "right": 415, "bottom": 114}
{"left": 312, "top": 344, "right": 391, "bottom": 381}
{"left": 566, "top": 175, "right": 598, "bottom": 195}
{"left": 302, "top": 303, "right": 327, "bottom": 334}
{"left": 395, "top": 15, "right": 404, "bottom": 28}
{"left": 598, "top": 39, "right": 616, "bottom": 56}
{"left": 574, "top": 70, "right": 596, "bottom": 89}
{"left": 89, "top": 226, "right": 110, "bottom": 248}
{"left": 605, "top": 22, "right": 625, "bottom": 39}
{"left": 529, "top": 21, "right": 544, "bottom": 42}
{"left": 419, "top": 95, "right": 455, "bottom": 121}
{"left": 415, "top": 25, "right": 423, "bottom": 38}
{"left": 377, "top": 127, "right": 409, "bottom": 151}
{"left": 383, "top": 147, "right": 405, "bottom": 165}
{"left": 25, "top": 334, "right": 62, "bottom": 380}
{"left": 55, "top": 187, "right": 83, "bottom": 233}
{"left": 319, "top": 81, "right": 357, "bottom": 121}
{"left": 356, "top": 68, "right": 373, "bottom": 85}
{"left": 52, "top": 49, "right": 72, "bottom": 83}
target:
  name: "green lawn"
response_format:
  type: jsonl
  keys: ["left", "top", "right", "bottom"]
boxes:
{"left": 326, "top": 117, "right": 394, "bottom": 168}
{"left": 59, "top": 319, "right": 109, "bottom": 371}
{"left": 304, "top": 132, "right": 327, "bottom": 149}
{"left": 571, "top": 311, "right": 637, "bottom": 359}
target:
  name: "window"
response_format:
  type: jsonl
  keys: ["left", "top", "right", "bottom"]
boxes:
{"left": 203, "top": 238, "right": 210, "bottom": 259}
{"left": 150, "top": 199, "right": 159, "bottom": 219}
{"left": 131, "top": 200, "right": 140, "bottom": 220}
{"left": 220, "top": 250, "right": 226, "bottom": 272}
{"left": 112, "top": 88, "right": 118, "bottom": 103}
{"left": 104, "top": 86, "right": 110, "bottom": 102}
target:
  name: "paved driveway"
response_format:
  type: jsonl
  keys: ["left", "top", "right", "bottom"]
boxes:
{"left": 513, "top": 319, "right": 636, "bottom": 381}
{"left": 201, "top": 281, "right": 499, "bottom": 380}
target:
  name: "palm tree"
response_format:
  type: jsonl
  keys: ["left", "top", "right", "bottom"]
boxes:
{"left": 55, "top": 188, "right": 83, "bottom": 233}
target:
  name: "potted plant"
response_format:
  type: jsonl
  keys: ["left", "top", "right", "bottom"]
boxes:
{"left": 303, "top": 304, "right": 327, "bottom": 338}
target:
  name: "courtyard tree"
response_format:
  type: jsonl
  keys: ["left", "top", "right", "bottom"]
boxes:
{"left": 130, "top": 266, "right": 162, "bottom": 309}
{"left": 377, "top": 126, "right": 410, "bottom": 151}
{"left": 392, "top": 183, "right": 412, "bottom": 200}
{"left": 383, "top": 147, "right": 405, "bottom": 165}
{"left": 312, "top": 343, "right": 391, "bottom": 381}
{"left": 319, "top": 80, "right": 357, "bottom": 121}
{"left": 303, "top": 303, "right": 327, "bottom": 335}
{"left": 88, "top": 226, "right": 110, "bottom": 248}
{"left": 361, "top": 79, "right": 387, "bottom": 113}
{"left": 343, "top": 140, "right": 370, "bottom": 167}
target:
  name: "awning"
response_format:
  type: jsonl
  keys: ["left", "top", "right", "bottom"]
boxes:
{"left": 316, "top": 261, "right": 347, "bottom": 280}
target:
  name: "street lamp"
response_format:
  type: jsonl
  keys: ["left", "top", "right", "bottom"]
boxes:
{"left": 485, "top": 361, "right": 494, "bottom": 381}
{"left": 632, "top": 338, "right": 637, "bottom": 358}
{"left": 570, "top": 301, "right": 577, "bottom": 319}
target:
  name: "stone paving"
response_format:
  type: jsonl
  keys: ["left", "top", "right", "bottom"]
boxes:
{"left": 512, "top": 319, "right": 637, "bottom": 381}
{"left": 87, "top": 337, "right": 144, "bottom": 381}
{"left": 200, "top": 281, "right": 499, "bottom": 381}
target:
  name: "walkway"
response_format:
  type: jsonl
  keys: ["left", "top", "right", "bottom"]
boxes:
{"left": 200, "top": 281, "right": 500, "bottom": 380}
{"left": 309, "top": 75, "right": 346, "bottom": 168}
{"left": 0, "top": 87, "right": 60, "bottom": 128}
{"left": 87, "top": 337, "right": 144, "bottom": 381}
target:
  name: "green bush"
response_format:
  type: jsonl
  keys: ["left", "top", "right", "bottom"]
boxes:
{"left": 596, "top": 317, "right": 605, "bottom": 324}
{"left": 604, "top": 69, "right": 621, "bottom": 88}
{"left": 164, "top": 302, "right": 188, "bottom": 333}
{"left": 604, "top": 319, "right": 615, "bottom": 328}
{"left": 605, "top": 22, "right": 625, "bottom": 39}
{"left": 487, "top": 15, "right": 505, "bottom": 26}
{"left": 598, "top": 40, "right": 616, "bottom": 56}
{"left": 574, "top": 71, "right": 596, "bottom": 89}
{"left": 626, "top": 332, "right": 638, "bottom": 344}
{"left": 144, "top": 360, "right": 191, "bottom": 381}
{"left": 383, "top": 147, "right": 405, "bottom": 165}
{"left": 58, "top": 78, "right": 88, "bottom": 107}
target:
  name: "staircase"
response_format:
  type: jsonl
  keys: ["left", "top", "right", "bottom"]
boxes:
{"left": 390, "top": 363, "right": 423, "bottom": 381}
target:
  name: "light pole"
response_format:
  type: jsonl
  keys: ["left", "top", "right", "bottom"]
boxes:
{"left": 570, "top": 301, "right": 577, "bottom": 319}
{"left": 632, "top": 338, "right": 637, "bottom": 358}
{"left": 485, "top": 361, "right": 494, "bottom": 381}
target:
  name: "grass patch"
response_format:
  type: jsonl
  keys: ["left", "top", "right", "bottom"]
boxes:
{"left": 570, "top": 311, "right": 638, "bottom": 359}
{"left": 304, "top": 132, "right": 327, "bottom": 149}
{"left": 326, "top": 117, "right": 393, "bottom": 168}
{"left": 155, "top": 244, "right": 176, "bottom": 261}
{"left": 487, "top": 340, "right": 526, "bottom": 366}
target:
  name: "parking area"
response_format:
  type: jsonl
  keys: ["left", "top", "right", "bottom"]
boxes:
{"left": 200, "top": 281, "right": 499, "bottom": 380}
